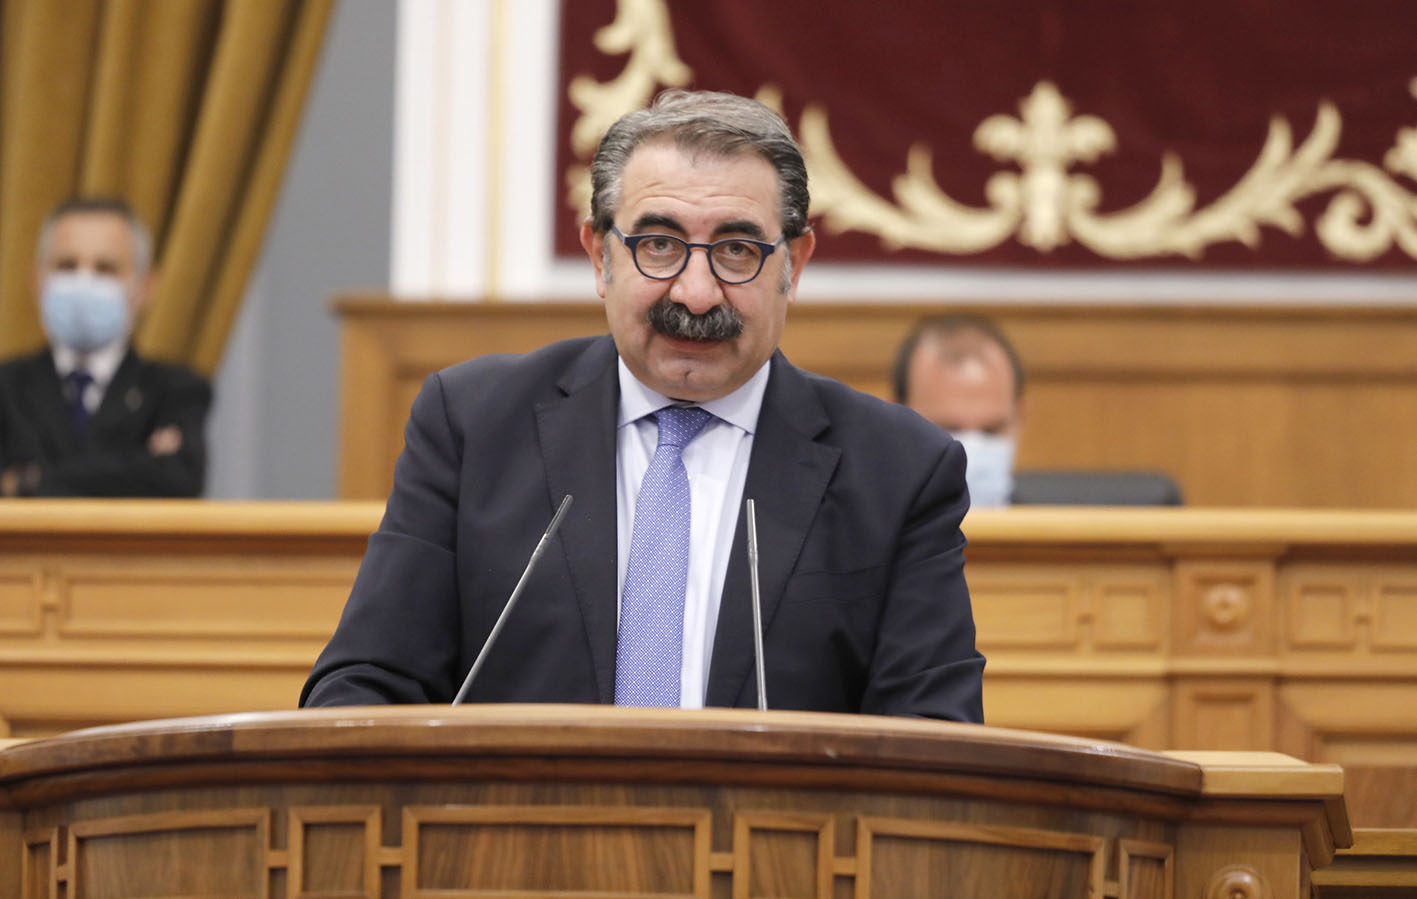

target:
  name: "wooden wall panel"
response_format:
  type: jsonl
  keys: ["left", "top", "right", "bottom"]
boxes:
{"left": 733, "top": 812, "right": 834, "bottom": 899}
{"left": 857, "top": 818, "right": 1105, "bottom": 898}
{"left": 0, "top": 502, "right": 381, "bottom": 738}
{"left": 70, "top": 810, "right": 270, "bottom": 898}
{"left": 1171, "top": 679, "right": 1276, "bottom": 751}
{"left": 334, "top": 298, "right": 1417, "bottom": 507}
{"left": 962, "top": 507, "right": 1417, "bottom": 815}
{"left": 968, "top": 564, "right": 1170, "bottom": 658}
{"left": 287, "top": 806, "right": 382, "bottom": 898}
{"left": 983, "top": 677, "right": 1170, "bottom": 747}
{"left": 1119, "top": 839, "right": 1174, "bottom": 899}
{"left": 3, "top": 501, "right": 1417, "bottom": 835}
{"left": 405, "top": 806, "right": 710, "bottom": 894}
{"left": 0, "top": 812, "right": 18, "bottom": 899}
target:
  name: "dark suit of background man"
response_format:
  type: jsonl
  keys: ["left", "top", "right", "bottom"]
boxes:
{"left": 0, "top": 197, "right": 210, "bottom": 498}
{"left": 302, "top": 90, "right": 985, "bottom": 720}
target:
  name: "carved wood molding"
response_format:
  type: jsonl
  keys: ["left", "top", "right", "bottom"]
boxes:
{"left": 16, "top": 804, "right": 1189, "bottom": 898}
{"left": 3, "top": 710, "right": 1350, "bottom": 898}
{"left": 1205, "top": 864, "right": 1270, "bottom": 899}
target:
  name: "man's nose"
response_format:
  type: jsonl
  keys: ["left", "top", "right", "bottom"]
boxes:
{"left": 668, "top": 247, "right": 723, "bottom": 314}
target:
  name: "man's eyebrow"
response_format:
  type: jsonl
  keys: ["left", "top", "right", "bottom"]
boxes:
{"left": 630, "top": 213, "right": 685, "bottom": 234}
{"left": 712, "top": 220, "right": 767, "bottom": 240}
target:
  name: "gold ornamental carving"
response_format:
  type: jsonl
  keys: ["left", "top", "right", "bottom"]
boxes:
{"left": 801, "top": 80, "right": 1417, "bottom": 261}
{"left": 564, "top": 0, "right": 690, "bottom": 217}
{"left": 566, "top": 0, "right": 1417, "bottom": 261}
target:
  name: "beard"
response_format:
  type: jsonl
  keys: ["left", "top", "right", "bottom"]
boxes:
{"left": 646, "top": 296, "right": 744, "bottom": 341}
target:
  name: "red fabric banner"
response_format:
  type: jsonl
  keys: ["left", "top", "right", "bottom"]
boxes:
{"left": 555, "top": 0, "right": 1417, "bottom": 269}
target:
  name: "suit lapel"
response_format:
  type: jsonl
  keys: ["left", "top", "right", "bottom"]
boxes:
{"left": 535, "top": 337, "right": 621, "bottom": 703}
{"left": 706, "top": 353, "right": 841, "bottom": 708}
{"left": 24, "top": 353, "right": 80, "bottom": 456}
{"left": 89, "top": 350, "right": 141, "bottom": 436}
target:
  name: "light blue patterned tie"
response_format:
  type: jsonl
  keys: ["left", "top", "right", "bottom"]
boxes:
{"left": 615, "top": 405, "right": 713, "bottom": 707}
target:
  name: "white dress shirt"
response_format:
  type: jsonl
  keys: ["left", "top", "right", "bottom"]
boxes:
{"left": 615, "top": 357, "right": 769, "bottom": 708}
{"left": 51, "top": 338, "right": 128, "bottom": 414}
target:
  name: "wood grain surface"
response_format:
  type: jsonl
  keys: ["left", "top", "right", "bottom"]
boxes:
{"left": 0, "top": 707, "right": 1355, "bottom": 898}
{"left": 333, "top": 298, "right": 1417, "bottom": 509}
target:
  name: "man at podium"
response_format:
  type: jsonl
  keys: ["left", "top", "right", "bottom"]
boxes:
{"left": 302, "top": 90, "right": 984, "bottom": 721}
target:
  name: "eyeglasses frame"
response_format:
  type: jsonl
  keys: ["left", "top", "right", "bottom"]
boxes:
{"left": 609, "top": 224, "right": 786, "bottom": 285}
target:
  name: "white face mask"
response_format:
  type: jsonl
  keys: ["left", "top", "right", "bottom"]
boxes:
{"left": 40, "top": 271, "right": 132, "bottom": 353}
{"left": 952, "top": 430, "right": 1016, "bottom": 508}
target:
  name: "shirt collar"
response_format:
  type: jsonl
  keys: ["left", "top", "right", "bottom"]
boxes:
{"left": 616, "top": 356, "right": 770, "bottom": 434}
{"left": 51, "top": 338, "right": 128, "bottom": 389}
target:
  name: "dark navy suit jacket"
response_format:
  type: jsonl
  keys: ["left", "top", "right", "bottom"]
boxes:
{"left": 0, "top": 348, "right": 209, "bottom": 497}
{"left": 302, "top": 336, "right": 984, "bottom": 721}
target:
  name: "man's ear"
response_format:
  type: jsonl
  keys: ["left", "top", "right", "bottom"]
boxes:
{"left": 580, "top": 220, "right": 607, "bottom": 298}
{"left": 783, "top": 229, "right": 816, "bottom": 305}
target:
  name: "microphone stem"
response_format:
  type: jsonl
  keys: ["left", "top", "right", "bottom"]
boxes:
{"left": 746, "top": 498, "right": 768, "bottom": 711}
{"left": 452, "top": 494, "right": 573, "bottom": 705}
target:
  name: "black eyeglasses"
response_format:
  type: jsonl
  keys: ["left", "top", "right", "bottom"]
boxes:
{"left": 610, "top": 225, "right": 785, "bottom": 285}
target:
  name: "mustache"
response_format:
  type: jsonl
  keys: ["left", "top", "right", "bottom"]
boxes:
{"left": 647, "top": 297, "right": 744, "bottom": 341}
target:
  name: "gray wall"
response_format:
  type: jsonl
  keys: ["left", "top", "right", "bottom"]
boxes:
{"left": 207, "top": 1, "right": 395, "bottom": 499}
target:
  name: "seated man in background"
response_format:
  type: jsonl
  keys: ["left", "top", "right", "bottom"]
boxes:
{"left": 0, "top": 197, "right": 210, "bottom": 497}
{"left": 892, "top": 314, "right": 1182, "bottom": 506}
{"left": 892, "top": 314, "right": 1024, "bottom": 507}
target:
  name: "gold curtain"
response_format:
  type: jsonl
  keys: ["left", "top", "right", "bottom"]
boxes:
{"left": 0, "top": 0, "right": 334, "bottom": 375}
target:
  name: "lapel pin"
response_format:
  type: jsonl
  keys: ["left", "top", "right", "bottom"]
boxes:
{"left": 125, "top": 387, "right": 143, "bottom": 410}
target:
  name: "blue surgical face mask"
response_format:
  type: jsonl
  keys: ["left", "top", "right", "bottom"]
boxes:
{"left": 953, "top": 430, "right": 1016, "bottom": 508}
{"left": 40, "top": 271, "right": 131, "bottom": 354}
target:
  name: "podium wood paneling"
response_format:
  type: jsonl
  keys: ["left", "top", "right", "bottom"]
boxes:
{"left": 3, "top": 503, "right": 1416, "bottom": 834}
{"left": 964, "top": 509, "right": 1417, "bottom": 766}
{"left": 0, "top": 707, "right": 1352, "bottom": 898}
{"left": 1315, "top": 829, "right": 1417, "bottom": 896}
{"left": 0, "top": 501, "right": 381, "bottom": 738}
{"left": 334, "top": 298, "right": 1417, "bottom": 507}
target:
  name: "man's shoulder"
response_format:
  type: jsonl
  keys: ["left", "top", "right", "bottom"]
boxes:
{"left": 784, "top": 357, "right": 953, "bottom": 453}
{"left": 129, "top": 351, "right": 205, "bottom": 379}
{"left": 124, "top": 350, "right": 210, "bottom": 391}
{"left": 0, "top": 348, "right": 50, "bottom": 379}
{"left": 437, "top": 335, "right": 613, "bottom": 390}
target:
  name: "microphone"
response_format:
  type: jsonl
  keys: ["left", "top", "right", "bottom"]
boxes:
{"left": 451, "top": 494, "right": 574, "bottom": 705}
{"left": 745, "top": 498, "right": 768, "bottom": 711}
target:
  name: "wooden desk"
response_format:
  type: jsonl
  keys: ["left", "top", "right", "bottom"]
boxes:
{"left": 1, "top": 502, "right": 1415, "bottom": 830}
{"left": 963, "top": 508, "right": 1417, "bottom": 763}
{"left": 0, "top": 501, "right": 379, "bottom": 737}
{"left": 1316, "top": 829, "right": 1417, "bottom": 897}
{"left": 334, "top": 298, "right": 1417, "bottom": 508}
{"left": 0, "top": 707, "right": 1352, "bottom": 898}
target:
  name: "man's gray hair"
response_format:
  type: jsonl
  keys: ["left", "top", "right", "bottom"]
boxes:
{"left": 589, "top": 90, "right": 810, "bottom": 241}
{"left": 35, "top": 196, "right": 153, "bottom": 276}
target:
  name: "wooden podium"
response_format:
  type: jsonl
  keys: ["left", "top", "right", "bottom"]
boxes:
{"left": 0, "top": 706, "right": 1349, "bottom": 898}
